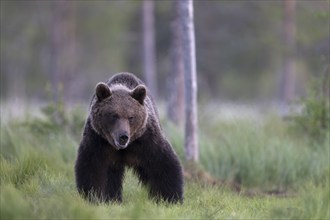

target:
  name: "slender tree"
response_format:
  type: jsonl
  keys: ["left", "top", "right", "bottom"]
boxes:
{"left": 179, "top": 0, "right": 199, "bottom": 162}
{"left": 279, "top": 0, "right": 296, "bottom": 113}
{"left": 50, "top": 1, "right": 76, "bottom": 103}
{"left": 142, "top": 0, "right": 157, "bottom": 100}
{"left": 49, "top": 1, "right": 76, "bottom": 124}
{"left": 167, "top": 0, "right": 185, "bottom": 126}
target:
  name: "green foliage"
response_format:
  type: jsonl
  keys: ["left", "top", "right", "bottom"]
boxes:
{"left": 19, "top": 96, "right": 86, "bottom": 143}
{"left": 0, "top": 107, "right": 329, "bottom": 219}
{"left": 290, "top": 76, "right": 330, "bottom": 143}
{"left": 193, "top": 115, "right": 329, "bottom": 190}
{"left": 0, "top": 184, "right": 32, "bottom": 219}
{"left": 270, "top": 182, "right": 330, "bottom": 219}
{"left": 163, "top": 112, "right": 329, "bottom": 190}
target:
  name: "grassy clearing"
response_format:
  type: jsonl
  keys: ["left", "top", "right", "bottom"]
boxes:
{"left": 199, "top": 116, "right": 329, "bottom": 189}
{"left": 167, "top": 112, "right": 329, "bottom": 190}
{"left": 0, "top": 105, "right": 329, "bottom": 219}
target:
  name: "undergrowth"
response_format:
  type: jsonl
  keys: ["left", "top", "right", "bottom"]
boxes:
{"left": 166, "top": 114, "right": 329, "bottom": 191}
{"left": 0, "top": 103, "right": 329, "bottom": 219}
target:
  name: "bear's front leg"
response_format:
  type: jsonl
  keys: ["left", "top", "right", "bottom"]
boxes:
{"left": 74, "top": 120, "right": 119, "bottom": 203}
{"left": 148, "top": 161, "right": 183, "bottom": 203}
{"left": 135, "top": 141, "right": 184, "bottom": 204}
{"left": 75, "top": 144, "right": 109, "bottom": 203}
{"left": 105, "top": 165, "right": 125, "bottom": 202}
{"left": 75, "top": 142, "right": 124, "bottom": 203}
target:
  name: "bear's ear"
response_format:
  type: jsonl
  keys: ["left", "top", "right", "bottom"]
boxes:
{"left": 131, "top": 85, "right": 146, "bottom": 105}
{"left": 95, "top": 82, "right": 112, "bottom": 101}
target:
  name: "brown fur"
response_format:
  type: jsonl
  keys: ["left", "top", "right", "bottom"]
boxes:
{"left": 75, "top": 72, "right": 184, "bottom": 203}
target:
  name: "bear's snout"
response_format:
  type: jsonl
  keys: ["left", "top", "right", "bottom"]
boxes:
{"left": 113, "top": 132, "right": 130, "bottom": 149}
{"left": 119, "top": 134, "right": 129, "bottom": 145}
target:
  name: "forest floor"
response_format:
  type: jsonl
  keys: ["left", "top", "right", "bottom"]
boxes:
{"left": 0, "top": 103, "right": 329, "bottom": 219}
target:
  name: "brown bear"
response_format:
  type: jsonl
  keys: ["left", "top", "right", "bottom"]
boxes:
{"left": 75, "top": 72, "right": 183, "bottom": 204}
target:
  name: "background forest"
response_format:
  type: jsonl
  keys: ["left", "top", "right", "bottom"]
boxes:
{"left": 1, "top": 0, "right": 329, "bottom": 219}
{"left": 1, "top": 0, "right": 329, "bottom": 103}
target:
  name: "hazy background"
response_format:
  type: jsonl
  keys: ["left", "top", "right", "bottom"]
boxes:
{"left": 1, "top": 0, "right": 329, "bottom": 110}
{"left": 0, "top": 2, "right": 329, "bottom": 218}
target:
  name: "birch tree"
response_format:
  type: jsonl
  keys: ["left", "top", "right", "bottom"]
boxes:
{"left": 179, "top": 0, "right": 199, "bottom": 162}
{"left": 167, "top": 0, "right": 185, "bottom": 126}
{"left": 50, "top": 1, "right": 75, "bottom": 103}
{"left": 142, "top": 0, "right": 157, "bottom": 99}
{"left": 279, "top": 0, "right": 296, "bottom": 113}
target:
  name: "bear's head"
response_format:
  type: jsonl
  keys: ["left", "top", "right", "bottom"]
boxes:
{"left": 90, "top": 82, "right": 148, "bottom": 150}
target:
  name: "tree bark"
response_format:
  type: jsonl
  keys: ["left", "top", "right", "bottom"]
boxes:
{"left": 179, "top": 0, "right": 199, "bottom": 162}
{"left": 279, "top": 0, "right": 296, "bottom": 113}
{"left": 142, "top": 0, "right": 157, "bottom": 99}
{"left": 167, "top": 0, "right": 185, "bottom": 127}
{"left": 50, "top": 1, "right": 76, "bottom": 103}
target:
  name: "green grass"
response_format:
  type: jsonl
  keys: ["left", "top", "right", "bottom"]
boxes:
{"left": 0, "top": 106, "right": 329, "bottom": 219}
{"left": 198, "top": 115, "right": 329, "bottom": 189}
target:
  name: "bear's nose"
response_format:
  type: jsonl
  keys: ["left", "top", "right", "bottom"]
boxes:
{"left": 119, "top": 134, "right": 129, "bottom": 145}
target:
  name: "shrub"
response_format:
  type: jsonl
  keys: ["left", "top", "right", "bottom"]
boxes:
{"left": 290, "top": 73, "right": 330, "bottom": 144}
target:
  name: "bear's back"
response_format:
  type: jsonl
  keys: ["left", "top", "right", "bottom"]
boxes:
{"left": 106, "top": 72, "right": 143, "bottom": 90}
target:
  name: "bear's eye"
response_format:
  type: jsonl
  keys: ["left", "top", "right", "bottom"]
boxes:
{"left": 110, "top": 114, "right": 119, "bottom": 120}
{"left": 128, "top": 117, "right": 134, "bottom": 123}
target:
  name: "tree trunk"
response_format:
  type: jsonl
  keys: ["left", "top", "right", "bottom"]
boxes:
{"left": 167, "top": 0, "right": 185, "bottom": 127}
{"left": 142, "top": 0, "right": 157, "bottom": 99}
{"left": 179, "top": 0, "right": 199, "bottom": 162}
{"left": 50, "top": 1, "right": 76, "bottom": 104}
{"left": 279, "top": 0, "right": 296, "bottom": 113}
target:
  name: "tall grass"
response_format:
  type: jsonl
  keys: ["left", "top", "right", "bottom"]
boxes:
{"left": 165, "top": 113, "right": 329, "bottom": 190}
{"left": 0, "top": 104, "right": 329, "bottom": 219}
